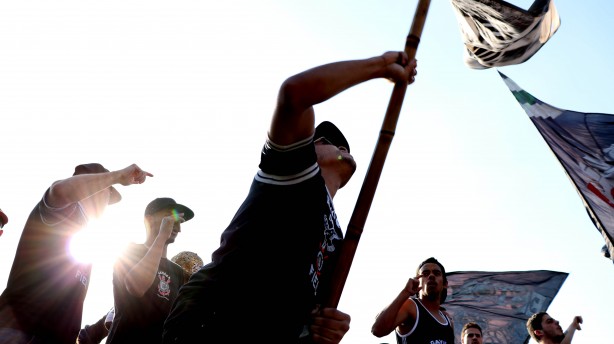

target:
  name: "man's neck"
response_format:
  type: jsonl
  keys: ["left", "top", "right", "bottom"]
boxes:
{"left": 418, "top": 296, "right": 446, "bottom": 323}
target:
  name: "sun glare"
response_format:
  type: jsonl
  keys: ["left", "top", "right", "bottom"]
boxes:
{"left": 69, "top": 217, "right": 135, "bottom": 266}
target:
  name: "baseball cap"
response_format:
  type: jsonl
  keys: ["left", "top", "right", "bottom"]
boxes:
{"left": 144, "top": 197, "right": 194, "bottom": 221}
{"left": 314, "top": 121, "right": 350, "bottom": 153}
{"left": 0, "top": 208, "right": 7, "bottom": 228}
{"left": 73, "top": 163, "right": 122, "bottom": 205}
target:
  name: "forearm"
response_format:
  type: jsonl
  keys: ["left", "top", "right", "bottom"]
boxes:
{"left": 560, "top": 326, "right": 578, "bottom": 344}
{"left": 48, "top": 171, "right": 120, "bottom": 207}
{"left": 123, "top": 239, "right": 166, "bottom": 297}
{"left": 561, "top": 316, "right": 583, "bottom": 344}
{"left": 371, "top": 289, "right": 413, "bottom": 337}
{"left": 280, "top": 56, "right": 386, "bottom": 110}
{"left": 270, "top": 55, "right": 390, "bottom": 145}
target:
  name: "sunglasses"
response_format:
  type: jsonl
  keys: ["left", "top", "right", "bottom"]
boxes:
{"left": 314, "top": 137, "right": 349, "bottom": 153}
{"left": 314, "top": 137, "right": 334, "bottom": 146}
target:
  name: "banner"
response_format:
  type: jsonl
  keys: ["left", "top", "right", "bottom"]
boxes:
{"left": 444, "top": 270, "right": 568, "bottom": 344}
{"left": 500, "top": 72, "right": 614, "bottom": 261}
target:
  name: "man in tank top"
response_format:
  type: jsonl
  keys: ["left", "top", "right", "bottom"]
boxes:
{"left": 371, "top": 257, "right": 454, "bottom": 344}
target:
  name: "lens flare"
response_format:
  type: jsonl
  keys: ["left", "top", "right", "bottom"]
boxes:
{"left": 171, "top": 208, "right": 180, "bottom": 221}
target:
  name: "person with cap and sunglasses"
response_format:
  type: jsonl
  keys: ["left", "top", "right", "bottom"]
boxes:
{"left": 0, "top": 163, "right": 152, "bottom": 344}
{"left": 163, "top": 51, "right": 417, "bottom": 344}
{"left": 77, "top": 250, "right": 203, "bottom": 344}
{"left": 0, "top": 208, "right": 7, "bottom": 238}
{"left": 106, "top": 198, "right": 194, "bottom": 344}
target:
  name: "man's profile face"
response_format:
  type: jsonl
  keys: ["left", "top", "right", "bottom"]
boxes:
{"left": 538, "top": 314, "right": 564, "bottom": 341}
{"left": 462, "top": 327, "right": 482, "bottom": 344}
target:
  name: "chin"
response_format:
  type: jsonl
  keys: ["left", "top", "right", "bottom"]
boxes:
{"left": 339, "top": 163, "right": 357, "bottom": 188}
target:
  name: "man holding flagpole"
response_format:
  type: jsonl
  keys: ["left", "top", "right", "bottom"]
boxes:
{"left": 163, "top": 51, "right": 417, "bottom": 344}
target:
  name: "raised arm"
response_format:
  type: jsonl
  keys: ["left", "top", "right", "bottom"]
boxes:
{"left": 120, "top": 214, "right": 184, "bottom": 297}
{"left": 269, "top": 51, "right": 417, "bottom": 146}
{"left": 48, "top": 164, "right": 153, "bottom": 208}
{"left": 560, "top": 316, "right": 582, "bottom": 344}
{"left": 371, "top": 276, "right": 420, "bottom": 337}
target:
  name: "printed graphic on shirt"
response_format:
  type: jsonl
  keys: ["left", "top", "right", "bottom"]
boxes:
{"left": 76, "top": 269, "right": 89, "bottom": 287}
{"left": 309, "top": 195, "right": 342, "bottom": 296}
{"left": 157, "top": 271, "right": 172, "bottom": 299}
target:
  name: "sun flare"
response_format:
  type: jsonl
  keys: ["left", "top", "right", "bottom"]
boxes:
{"left": 69, "top": 215, "right": 141, "bottom": 267}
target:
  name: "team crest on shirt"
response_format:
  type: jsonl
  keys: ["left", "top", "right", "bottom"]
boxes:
{"left": 157, "top": 271, "right": 172, "bottom": 299}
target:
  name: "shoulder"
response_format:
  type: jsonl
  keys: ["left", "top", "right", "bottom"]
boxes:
{"left": 38, "top": 188, "right": 81, "bottom": 226}
{"left": 257, "top": 137, "right": 319, "bottom": 185}
{"left": 397, "top": 298, "right": 419, "bottom": 334}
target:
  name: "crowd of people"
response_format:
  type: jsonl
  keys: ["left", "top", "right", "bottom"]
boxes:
{"left": 0, "top": 51, "right": 583, "bottom": 344}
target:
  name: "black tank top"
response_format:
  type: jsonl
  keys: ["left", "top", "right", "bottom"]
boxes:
{"left": 395, "top": 298, "right": 455, "bottom": 344}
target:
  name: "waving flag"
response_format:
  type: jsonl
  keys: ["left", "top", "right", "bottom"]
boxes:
{"left": 444, "top": 270, "right": 568, "bottom": 344}
{"left": 500, "top": 72, "right": 614, "bottom": 262}
{"left": 450, "top": 0, "right": 560, "bottom": 69}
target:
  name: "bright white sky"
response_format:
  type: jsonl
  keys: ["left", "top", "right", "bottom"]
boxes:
{"left": 1, "top": 1, "right": 612, "bottom": 343}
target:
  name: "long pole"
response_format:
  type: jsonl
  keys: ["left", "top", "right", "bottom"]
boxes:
{"left": 325, "top": 0, "right": 432, "bottom": 308}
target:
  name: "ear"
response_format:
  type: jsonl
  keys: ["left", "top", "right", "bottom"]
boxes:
{"left": 534, "top": 329, "right": 544, "bottom": 339}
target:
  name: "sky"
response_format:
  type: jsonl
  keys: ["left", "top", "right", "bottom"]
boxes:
{"left": 1, "top": 1, "right": 612, "bottom": 343}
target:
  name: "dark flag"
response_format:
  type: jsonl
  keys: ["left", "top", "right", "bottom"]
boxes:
{"left": 500, "top": 72, "right": 614, "bottom": 262}
{"left": 449, "top": 0, "right": 560, "bottom": 69}
{"left": 444, "top": 270, "right": 568, "bottom": 344}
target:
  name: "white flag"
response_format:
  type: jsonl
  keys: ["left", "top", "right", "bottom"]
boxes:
{"left": 450, "top": 0, "right": 560, "bottom": 69}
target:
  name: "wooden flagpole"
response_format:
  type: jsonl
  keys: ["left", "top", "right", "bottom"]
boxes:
{"left": 325, "top": 0, "right": 432, "bottom": 308}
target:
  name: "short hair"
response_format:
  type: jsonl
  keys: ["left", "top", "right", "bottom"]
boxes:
{"left": 416, "top": 257, "right": 448, "bottom": 303}
{"left": 527, "top": 312, "right": 548, "bottom": 342}
{"left": 416, "top": 257, "right": 447, "bottom": 284}
{"left": 461, "top": 322, "right": 482, "bottom": 339}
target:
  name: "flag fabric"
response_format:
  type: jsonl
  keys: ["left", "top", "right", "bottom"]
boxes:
{"left": 449, "top": 0, "right": 560, "bottom": 69}
{"left": 500, "top": 72, "right": 614, "bottom": 262}
{"left": 444, "top": 270, "right": 568, "bottom": 344}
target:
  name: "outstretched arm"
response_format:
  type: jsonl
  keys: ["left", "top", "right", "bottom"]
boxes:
{"left": 269, "top": 52, "right": 417, "bottom": 146}
{"left": 561, "top": 316, "right": 582, "bottom": 344}
{"left": 371, "top": 277, "right": 420, "bottom": 337}
{"left": 48, "top": 164, "right": 152, "bottom": 208}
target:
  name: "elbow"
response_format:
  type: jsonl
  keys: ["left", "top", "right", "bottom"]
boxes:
{"left": 277, "top": 76, "right": 309, "bottom": 112}
{"left": 124, "top": 280, "right": 146, "bottom": 298}
{"left": 371, "top": 324, "right": 388, "bottom": 338}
